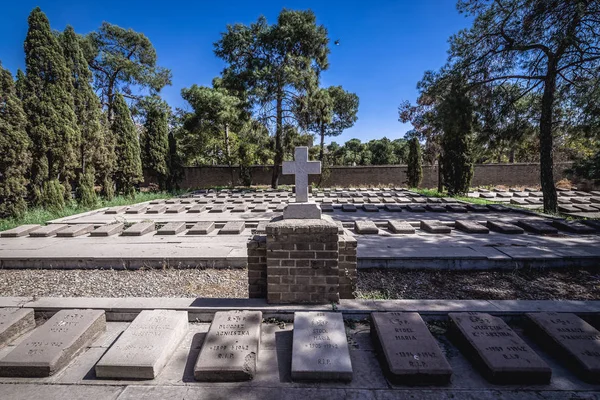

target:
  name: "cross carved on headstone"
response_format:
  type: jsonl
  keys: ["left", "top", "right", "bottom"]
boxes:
{"left": 283, "top": 147, "right": 321, "bottom": 203}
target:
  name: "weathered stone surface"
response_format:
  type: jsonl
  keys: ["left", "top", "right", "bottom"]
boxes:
{"left": 486, "top": 220, "right": 524, "bottom": 234}
{"left": 582, "top": 219, "right": 600, "bottom": 231}
{"left": 571, "top": 198, "right": 590, "bottom": 204}
{"left": 445, "top": 204, "right": 468, "bottom": 213}
{"left": 121, "top": 222, "right": 155, "bottom": 236}
{"left": 487, "top": 204, "right": 511, "bottom": 212}
{"left": 425, "top": 205, "right": 447, "bottom": 212}
{"left": 194, "top": 310, "right": 262, "bottom": 381}
{"left": 0, "top": 309, "right": 106, "bottom": 377}
{"left": 525, "top": 198, "right": 543, "bottom": 205}
{"left": 0, "top": 308, "right": 35, "bottom": 348}
{"left": 105, "top": 206, "right": 127, "bottom": 214}
{"left": 255, "top": 221, "right": 268, "bottom": 234}
{"left": 551, "top": 220, "right": 596, "bottom": 234}
{"left": 384, "top": 204, "right": 403, "bottom": 212}
{"left": 284, "top": 203, "right": 321, "bottom": 219}
{"left": 90, "top": 223, "right": 124, "bottom": 237}
{"left": 219, "top": 221, "right": 245, "bottom": 234}
{"left": 406, "top": 205, "right": 426, "bottom": 212}
{"left": 125, "top": 205, "right": 145, "bottom": 214}
{"left": 146, "top": 205, "right": 167, "bottom": 214}
{"left": 510, "top": 198, "right": 528, "bottom": 205}
{"left": 252, "top": 204, "right": 269, "bottom": 213}
{"left": 590, "top": 197, "right": 600, "bottom": 204}
{"left": 362, "top": 204, "right": 379, "bottom": 212}
{"left": 156, "top": 222, "right": 186, "bottom": 235}
{"left": 187, "top": 221, "right": 215, "bottom": 235}
{"left": 420, "top": 220, "right": 451, "bottom": 234}
{"left": 231, "top": 204, "right": 248, "bottom": 213}
{"left": 371, "top": 312, "right": 452, "bottom": 385}
{"left": 466, "top": 204, "right": 489, "bottom": 213}
{"left": 56, "top": 224, "right": 95, "bottom": 237}
{"left": 448, "top": 312, "right": 551, "bottom": 384}
{"left": 455, "top": 220, "right": 489, "bottom": 234}
{"left": 320, "top": 203, "right": 334, "bottom": 212}
{"left": 209, "top": 205, "right": 226, "bottom": 213}
{"left": 574, "top": 204, "right": 597, "bottom": 212}
{"left": 0, "top": 224, "right": 41, "bottom": 238}
{"left": 517, "top": 220, "right": 558, "bottom": 234}
{"left": 96, "top": 310, "right": 188, "bottom": 379}
{"left": 354, "top": 220, "right": 379, "bottom": 234}
{"left": 559, "top": 204, "right": 580, "bottom": 213}
{"left": 291, "top": 312, "right": 352, "bottom": 381}
{"left": 165, "top": 204, "right": 186, "bottom": 213}
{"left": 29, "top": 224, "right": 68, "bottom": 237}
{"left": 342, "top": 204, "right": 357, "bottom": 212}
{"left": 479, "top": 193, "right": 496, "bottom": 199}
{"left": 387, "top": 220, "right": 415, "bottom": 234}
{"left": 526, "top": 312, "right": 600, "bottom": 383}
{"left": 187, "top": 204, "right": 206, "bottom": 213}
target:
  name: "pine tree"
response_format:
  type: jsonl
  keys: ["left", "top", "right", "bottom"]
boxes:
{"left": 22, "top": 7, "right": 80, "bottom": 208}
{"left": 406, "top": 136, "right": 422, "bottom": 188}
{"left": 439, "top": 78, "right": 474, "bottom": 196}
{"left": 0, "top": 64, "right": 31, "bottom": 218}
{"left": 15, "top": 69, "right": 26, "bottom": 100}
{"left": 112, "top": 93, "right": 142, "bottom": 197}
{"left": 60, "top": 25, "right": 103, "bottom": 207}
{"left": 139, "top": 95, "right": 170, "bottom": 190}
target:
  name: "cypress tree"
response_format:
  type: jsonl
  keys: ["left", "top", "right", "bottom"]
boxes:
{"left": 166, "top": 130, "right": 183, "bottom": 192}
{"left": 140, "top": 96, "right": 170, "bottom": 190}
{"left": 112, "top": 93, "right": 142, "bottom": 197}
{"left": 60, "top": 26, "right": 104, "bottom": 207}
{"left": 96, "top": 111, "right": 116, "bottom": 199}
{"left": 439, "top": 78, "right": 474, "bottom": 196}
{"left": 0, "top": 64, "right": 31, "bottom": 218}
{"left": 22, "top": 7, "right": 80, "bottom": 208}
{"left": 15, "top": 69, "right": 26, "bottom": 100}
{"left": 406, "top": 137, "right": 423, "bottom": 188}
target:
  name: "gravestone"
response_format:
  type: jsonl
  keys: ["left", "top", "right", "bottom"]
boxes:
{"left": 105, "top": 206, "right": 127, "bottom": 214}
{"left": 96, "top": 310, "right": 188, "bottom": 379}
{"left": 166, "top": 204, "right": 186, "bottom": 213}
{"left": 56, "top": 224, "right": 95, "bottom": 237}
{"left": 146, "top": 205, "right": 167, "bottom": 214}
{"left": 252, "top": 204, "right": 268, "bottom": 213}
{"left": 209, "top": 205, "right": 226, "bottom": 213}
{"left": 282, "top": 147, "right": 321, "bottom": 219}
{"left": 188, "top": 222, "right": 215, "bottom": 235}
{"left": 320, "top": 203, "right": 334, "bottom": 212}
{"left": 425, "top": 205, "right": 446, "bottom": 212}
{"left": 194, "top": 310, "right": 262, "bottom": 381}
{"left": 231, "top": 204, "right": 248, "bottom": 213}
{"left": 121, "top": 222, "right": 155, "bottom": 236}
{"left": 406, "top": 205, "right": 426, "bottom": 212}
{"left": 517, "top": 220, "right": 558, "bottom": 234}
{"left": 455, "top": 220, "right": 489, "bottom": 234}
{"left": 487, "top": 204, "right": 510, "bottom": 212}
{"left": 510, "top": 198, "right": 528, "bottom": 205}
{"left": 156, "top": 222, "right": 186, "bottom": 235}
{"left": 420, "top": 220, "right": 451, "bottom": 234}
{"left": 354, "top": 220, "right": 379, "bottom": 234}
{"left": 29, "top": 224, "right": 68, "bottom": 237}
{"left": 342, "top": 204, "right": 357, "bottom": 212}
{"left": 551, "top": 220, "right": 596, "bottom": 234}
{"left": 362, "top": 204, "right": 379, "bottom": 212}
{"left": 574, "top": 204, "right": 597, "bottom": 212}
{"left": 466, "top": 204, "right": 489, "bottom": 213}
{"left": 448, "top": 312, "right": 551, "bottom": 384}
{"left": 446, "top": 204, "right": 468, "bottom": 213}
{"left": 187, "top": 204, "right": 206, "bottom": 213}
{"left": 219, "top": 221, "right": 245, "bottom": 234}
{"left": 125, "top": 205, "right": 145, "bottom": 214}
{"left": 0, "top": 224, "right": 41, "bottom": 238}
{"left": 526, "top": 312, "right": 600, "bottom": 383}
{"left": 0, "top": 308, "right": 35, "bottom": 347}
{"left": 559, "top": 204, "right": 580, "bottom": 213}
{"left": 90, "top": 223, "right": 124, "bottom": 237}
{"left": 384, "top": 204, "right": 403, "bottom": 212}
{"left": 371, "top": 312, "right": 452, "bottom": 385}
{"left": 388, "top": 220, "right": 415, "bottom": 234}
{"left": 486, "top": 220, "right": 524, "bottom": 234}
{"left": 582, "top": 220, "right": 600, "bottom": 232}
{"left": 291, "top": 312, "right": 352, "bottom": 381}
{"left": 0, "top": 309, "right": 106, "bottom": 377}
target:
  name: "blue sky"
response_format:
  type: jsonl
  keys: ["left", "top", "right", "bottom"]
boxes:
{"left": 0, "top": 0, "right": 471, "bottom": 145}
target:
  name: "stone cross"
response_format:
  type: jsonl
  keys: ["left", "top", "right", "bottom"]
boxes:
{"left": 283, "top": 147, "right": 321, "bottom": 203}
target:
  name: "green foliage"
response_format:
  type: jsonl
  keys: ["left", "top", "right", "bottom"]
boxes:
{"left": 0, "top": 63, "right": 31, "bottom": 218}
{"left": 568, "top": 151, "right": 600, "bottom": 183}
{"left": 139, "top": 95, "right": 170, "bottom": 189}
{"left": 96, "top": 111, "right": 117, "bottom": 199}
{"left": 22, "top": 7, "right": 80, "bottom": 207}
{"left": 112, "top": 93, "right": 143, "bottom": 197}
{"left": 41, "top": 179, "right": 65, "bottom": 211}
{"left": 85, "top": 22, "right": 172, "bottom": 118}
{"left": 214, "top": 9, "right": 330, "bottom": 187}
{"left": 439, "top": 76, "right": 474, "bottom": 196}
{"left": 76, "top": 169, "right": 97, "bottom": 208}
{"left": 406, "top": 137, "right": 422, "bottom": 188}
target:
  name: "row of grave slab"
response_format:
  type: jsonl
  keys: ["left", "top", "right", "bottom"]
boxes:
{"left": 1, "top": 307, "right": 600, "bottom": 385}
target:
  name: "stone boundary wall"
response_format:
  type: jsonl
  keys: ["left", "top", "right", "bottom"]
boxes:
{"left": 146, "top": 162, "right": 573, "bottom": 189}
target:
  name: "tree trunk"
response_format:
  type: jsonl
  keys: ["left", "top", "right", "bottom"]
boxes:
{"left": 319, "top": 124, "right": 325, "bottom": 162}
{"left": 509, "top": 148, "right": 515, "bottom": 163}
{"left": 437, "top": 154, "right": 443, "bottom": 193}
{"left": 539, "top": 61, "right": 558, "bottom": 213}
{"left": 225, "top": 123, "right": 234, "bottom": 187}
{"left": 271, "top": 94, "right": 283, "bottom": 188}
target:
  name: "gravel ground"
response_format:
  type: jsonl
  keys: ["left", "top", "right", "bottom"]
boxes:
{"left": 1, "top": 267, "right": 600, "bottom": 300}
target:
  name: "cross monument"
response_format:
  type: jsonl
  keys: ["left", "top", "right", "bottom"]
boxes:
{"left": 282, "top": 147, "right": 322, "bottom": 219}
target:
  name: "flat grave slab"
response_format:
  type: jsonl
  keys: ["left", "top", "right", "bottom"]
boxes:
{"left": 95, "top": 310, "right": 188, "bottom": 379}
{"left": 320, "top": 204, "right": 334, "bottom": 212}
{"left": 125, "top": 205, "right": 145, "bottom": 214}
{"left": 517, "top": 220, "right": 558, "bottom": 234}
{"left": 187, "top": 205, "right": 206, "bottom": 213}
{"left": 105, "top": 206, "right": 127, "bottom": 214}
{"left": 574, "top": 204, "right": 597, "bottom": 212}
{"left": 355, "top": 220, "right": 379, "bottom": 234}
{"left": 187, "top": 221, "right": 215, "bottom": 235}
{"left": 90, "top": 223, "right": 124, "bottom": 237}
{"left": 371, "top": 312, "right": 452, "bottom": 385}
{"left": 388, "top": 220, "right": 415, "bottom": 234}
{"left": 384, "top": 204, "right": 403, "bottom": 212}
{"left": 0, "top": 224, "right": 41, "bottom": 238}
{"left": 487, "top": 204, "right": 511, "bottom": 212}
{"left": 526, "top": 312, "right": 600, "bottom": 383}
{"left": 165, "top": 204, "right": 186, "bottom": 214}
{"left": 559, "top": 204, "right": 580, "bottom": 213}
{"left": 0, "top": 309, "right": 106, "bottom": 377}
{"left": 56, "top": 224, "right": 95, "bottom": 237}
{"left": 406, "top": 205, "right": 426, "bottom": 212}
{"left": 486, "top": 220, "right": 524, "bottom": 234}
{"left": 209, "top": 205, "right": 226, "bottom": 213}
{"left": 446, "top": 205, "right": 467, "bottom": 213}
{"left": 146, "top": 205, "right": 167, "bottom": 214}
{"left": 455, "top": 220, "right": 489, "bottom": 234}
{"left": 571, "top": 198, "right": 590, "bottom": 204}
{"left": 219, "top": 221, "right": 245, "bottom": 234}
{"left": 510, "top": 198, "right": 528, "bottom": 205}
{"left": 420, "top": 220, "right": 451, "bottom": 234}
{"left": 156, "top": 222, "right": 186, "bottom": 235}
{"left": 121, "top": 222, "right": 155, "bottom": 236}
{"left": 466, "top": 204, "right": 489, "bottom": 213}
{"left": 582, "top": 220, "right": 600, "bottom": 232}
{"left": 291, "top": 312, "right": 352, "bottom": 382}
{"left": 0, "top": 308, "right": 35, "bottom": 347}
{"left": 231, "top": 204, "right": 248, "bottom": 213}
{"left": 194, "top": 310, "right": 262, "bottom": 381}
{"left": 448, "top": 312, "right": 551, "bottom": 384}
{"left": 342, "top": 204, "right": 357, "bottom": 212}
{"left": 252, "top": 204, "right": 268, "bottom": 213}
{"left": 551, "top": 220, "right": 597, "bottom": 234}
{"left": 425, "top": 205, "right": 446, "bottom": 212}
{"left": 363, "top": 204, "right": 379, "bottom": 212}
{"left": 29, "top": 224, "right": 68, "bottom": 237}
